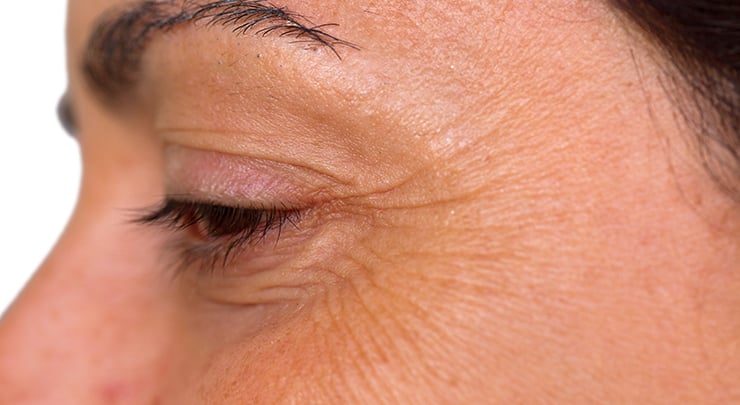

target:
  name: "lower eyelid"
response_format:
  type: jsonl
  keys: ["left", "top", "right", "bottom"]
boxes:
{"left": 134, "top": 199, "right": 301, "bottom": 273}
{"left": 166, "top": 227, "right": 320, "bottom": 300}
{"left": 178, "top": 210, "right": 322, "bottom": 275}
{"left": 191, "top": 268, "right": 318, "bottom": 306}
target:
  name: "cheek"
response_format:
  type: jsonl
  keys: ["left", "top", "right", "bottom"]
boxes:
{"left": 185, "top": 206, "right": 503, "bottom": 402}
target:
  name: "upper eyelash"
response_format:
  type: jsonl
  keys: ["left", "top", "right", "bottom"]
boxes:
{"left": 136, "top": 198, "right": 300, "bottom": 268}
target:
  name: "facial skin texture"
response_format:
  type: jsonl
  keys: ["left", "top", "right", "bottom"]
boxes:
{"left": 1, "top": 0, "right": 739, "bottom": 403}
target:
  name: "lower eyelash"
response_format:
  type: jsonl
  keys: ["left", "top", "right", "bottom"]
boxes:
{"left": 135, "top": 198, "right": 300, "bottom": 271}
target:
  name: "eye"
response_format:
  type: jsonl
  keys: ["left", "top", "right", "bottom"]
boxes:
{"left": 56, "top": 93, "right": 77, "bottom": 136}
{"left": 136, "top": 198, "right": 301, "bottom": 271}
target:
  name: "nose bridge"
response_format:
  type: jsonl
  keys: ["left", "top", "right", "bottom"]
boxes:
{"left": 0, "top": 257, "right": 90, "bottom": 401}
{"left": 0, "top": 207, "right": 172, "bottom": 403}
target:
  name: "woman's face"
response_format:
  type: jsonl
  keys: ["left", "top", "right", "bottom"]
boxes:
{"left": 1, "top": 0, "right": 738, "bottom": 402}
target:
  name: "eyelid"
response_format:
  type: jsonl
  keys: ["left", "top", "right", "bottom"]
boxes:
{"left": 163, "top": 144, "right": 336, "bottom": 207}
{"left": 136, "top": 198, "right": 302, "bottom": 271}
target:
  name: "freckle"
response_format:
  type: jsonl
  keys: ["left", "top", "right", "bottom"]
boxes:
{"left": 692, "top": 193, "right": 703, "bottom": 206}
{"left": 99, "top": 382, "right": 130, "bottom": 402}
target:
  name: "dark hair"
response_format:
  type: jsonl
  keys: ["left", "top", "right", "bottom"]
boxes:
{"left": 609, "top": 1, "right": 740, "bottom": 201}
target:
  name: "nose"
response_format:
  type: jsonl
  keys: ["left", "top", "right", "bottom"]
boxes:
{"left": 0, "top": 198, "right": 174, "bottom": 403}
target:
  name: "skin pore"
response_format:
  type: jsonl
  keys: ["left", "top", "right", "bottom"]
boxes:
{"left": 0, "top": 0, "right": 739, "bottom": 403}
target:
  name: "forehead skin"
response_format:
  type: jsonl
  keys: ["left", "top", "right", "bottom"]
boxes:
{"left": 2, "top": 0, "right": 737, "bottom": 403}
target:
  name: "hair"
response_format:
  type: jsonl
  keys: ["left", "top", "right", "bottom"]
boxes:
{"left": 608, "top": 1, "right": 740, "bottom": 201}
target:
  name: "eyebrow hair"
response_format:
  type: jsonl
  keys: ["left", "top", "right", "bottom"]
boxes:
{"left": 83, "top": 0, "right": 358, "bottom": 104}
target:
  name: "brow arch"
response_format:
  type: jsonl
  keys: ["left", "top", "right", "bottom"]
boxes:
{"left": 83, "top": 0, "right": 358, "bottom": 102}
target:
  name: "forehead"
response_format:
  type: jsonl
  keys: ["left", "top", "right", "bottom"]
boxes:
{"left": 67, "top": 0, "right": 608, "bottom": 68}
{"left": 66, "top": 0, "right": 620, "bottom": 148}
{"left": 66, "top": 1, "right": 512, "bottom": 117}
{"left": 66, "top": 0, "right": 601, "bottom": 97}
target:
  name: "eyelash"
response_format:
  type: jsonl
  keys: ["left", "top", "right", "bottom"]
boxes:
{"left": 136, "top": 198, "right": 300, "bottom": 271}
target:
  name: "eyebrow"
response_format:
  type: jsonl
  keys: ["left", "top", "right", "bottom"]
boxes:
{"left": 82, "top": 0, "right": 358, "bottom": 104}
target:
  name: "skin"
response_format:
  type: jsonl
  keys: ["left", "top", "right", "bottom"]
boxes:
{"left": 0, "top": 0, "right": 739, "bottom": 403}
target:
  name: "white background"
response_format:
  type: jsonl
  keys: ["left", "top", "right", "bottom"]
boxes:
{"left": 0, "top": 3, "right": 80, "bottom": 314}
